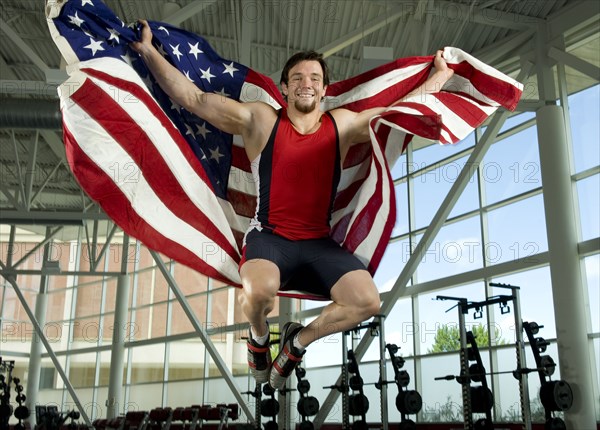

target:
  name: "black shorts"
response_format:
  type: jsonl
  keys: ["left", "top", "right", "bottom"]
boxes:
{"left": 241, "top": 228, "right": 367, "bottom": 298}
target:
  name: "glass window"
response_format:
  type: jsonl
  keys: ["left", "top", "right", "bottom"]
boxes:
{"left": 128, "top": 383, "right": 164, "bottom": 411}
{"left": 68, "top": 352, "right": 98, "bottom": 388}
{"left": 129, "top": 344, "right": 165, "bottom": 383}
{"left": 568, "top": 85, "right": 600, "bottom": 174}
{"left": 584, "top": 255, "right": 599, "bottom": 333}
{"left": 482, "top": 126, "right": 541, "bottom": 205}
{"left": 74, "top": 282, "right": 103, "bottom": 318}
{"left": 499, "top": 111, "right": 535, "bottom": 134}
{"left": 374, "top": 237, "right": 412, "bottom": 292}
{"left": 412, "top": 132, "right": 476, "bottom": 169}
{"left": 384, "top": 298, "right": 414, "bottom": 356}
{"left": 166, "top": 380, "right": 205, "bottom": 407}
{"left": 302, "top": 316, "right": 344, "bottom": 368}
{"left": 420, "top": 354, "right": 463, "bottom": 422}
{"left": 390, "top": 153, "right": 408, "bottom": 181}
{"left": 491, "top": 267, "right": 555, "bottom": 338}
{"left": 392, "top": 181, "right": 409, "bottom": 237}
{"left": 167, "top": 340, "right": 206, "bottom": 381}
{"left": 416, "top": 216, "right": 483, "bottom": 283}
{"left": 577, "top": 175, "right": 600, "bottom": 241}
{"left": 412, "top": 155, "right": 479, "bottom": 230}
{"left": 418, "top": 283, "right": 488, "bottom": 355}
{"left": 486, "top": 195, "right": 548, "bottom": 266}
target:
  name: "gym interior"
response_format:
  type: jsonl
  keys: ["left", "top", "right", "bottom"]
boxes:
{"left": 0, "top": 1, "right": 598, "bottom": 429}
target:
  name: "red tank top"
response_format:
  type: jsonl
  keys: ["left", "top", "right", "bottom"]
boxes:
{"left": 249, "top": 109, "right": 341, "bottom": 240}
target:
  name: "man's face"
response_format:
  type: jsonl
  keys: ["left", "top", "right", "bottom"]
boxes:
{"left": 282, "top": 60, "right": 327, "bottom": 114}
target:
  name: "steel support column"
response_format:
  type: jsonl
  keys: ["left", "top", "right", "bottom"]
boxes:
{"left": 106, "top": 235, "right": 130, "bottom": 419}
{"left": 536, "top": 105, "right": 597, "bottom": 428}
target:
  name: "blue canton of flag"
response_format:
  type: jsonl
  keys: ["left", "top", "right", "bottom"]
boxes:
{"left": 51, "top": 0, "right": 253, "bottom": 198}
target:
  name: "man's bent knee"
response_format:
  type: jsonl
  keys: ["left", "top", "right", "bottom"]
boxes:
{"left": 240, "top": 259, "right": 280, "bottom": 305}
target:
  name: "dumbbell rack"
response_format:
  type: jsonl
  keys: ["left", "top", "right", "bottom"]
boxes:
{"left": 0, "top": 358, "right": 15, "bottom": 430}
{"left": 436, "top": 283, "right": 532, "bottom": 430}
{"left": 522, "top": 321, "right": 573, "bottom": 429}
{"left": 339, "top": 315, "right": 389, "bottom": 430}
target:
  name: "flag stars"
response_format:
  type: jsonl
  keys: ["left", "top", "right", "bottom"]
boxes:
{"left": 195, "top": 122, "right": 211, "bottom": 140}
{"left": 222, "top": 61, "right": 238, "bottom": 77}
{"left": 209, "top": 147, "right": 225, "bottom": 163}
{"left": 170, "top": 44, "right": 183, "bottom": 61}
{"left": 107, "top": 28, "right": 120, "bottom": 44}
{"left": 157, "top": 44, "right": 168, "bottom": 57}
{"left": 184, "top": 124, "right": 195, "bottom": 136}
{"left": 84, "top": 37, "right": 105, "bottom": 56}
{"left": 200, "top": 67, "right": 215, "bottom": 83}
{"left": 170, "top": 101, "right": 182, "bottom": 113}
{"left": 184, "top": 70, "right": 194, "bottom": 82}
{"left": 158, "top": 26, "right": 170, "bottom": 35}
{"left": 188, "top": 42, "right": 203, "bottom": 60}
{"left": 68, "top": 11, "right": 85, "bottom": 27}
{"left": 120, "top": 52, "right": 135, "bottom": 67}
{"left": 81, "top": 0, "right": 94, "bottom": 6}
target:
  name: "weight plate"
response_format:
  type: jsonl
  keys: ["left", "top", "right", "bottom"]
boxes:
{"left": 348, "top": 394, "right": 369, "bottom": 416}
{"left": 470, "top": 386, "right": 494, "bottom": 413}
{"left": 540, "top": 355, "right": 556, "bottom": 377}
{"left": 297, "top": 379, "right": 311, "bottom": 394}
{"left": 396, "top": 390, "right": 422, "bottom": 414}
{"left": 297, "top": 396, "right": 320, "bottom": 417}
{"left": 396, "top": 370, "right": 410, "bottom": 387}
{"left": 469, "top": 363, "right": 485, "bottom": 383}
{"left": 349, "top": 375, "right": 364, "bottom": 391}
{"left": 540, "top": 380, "right": 573, "bottom": 411}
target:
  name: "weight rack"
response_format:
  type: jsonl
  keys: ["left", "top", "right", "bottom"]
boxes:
{"left": 435, "top": 283, "right": 532, "bottom": 430}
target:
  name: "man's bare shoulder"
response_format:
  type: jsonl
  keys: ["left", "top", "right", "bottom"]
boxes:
{"left": 328, "top": 108, "right": 356, "bottom": 128}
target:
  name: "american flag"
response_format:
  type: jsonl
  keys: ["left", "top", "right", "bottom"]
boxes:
{"left": 47, "top": 0, "right": 523, "bottom": 299}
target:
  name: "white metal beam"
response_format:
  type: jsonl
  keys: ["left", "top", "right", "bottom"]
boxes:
{"left": 162, "top": 0, "right": 218, "bottom": 26}
{"left": 548, "top": 46, "right": 600, "bottom": 81}
{"left": 269, "top": 4, "right": 413, "bottom": 80}
{"left": 0, "top": 17, "right": 54, "bottom": 79}
{"left": 548, "top": 0, "right": 600, "bottom": 40}
{"left": 150, "top": 251, "right": 255, "bottom": 423}
{"left": 0, "top": 262, "right": 93, "bottom": 428}
{"left": 0, "top": 80, "right": 59, "bottom": 98}
{"left": 39, "top": 130, "right": 66, "bottom": 162}
{"left": 434, "top": 0, "right": 541, "bottom": 30}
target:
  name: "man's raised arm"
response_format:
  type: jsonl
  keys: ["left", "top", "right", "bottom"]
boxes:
{"left": 130, "top": 20, "right": 252, "bottom": 136}
{"left": 334, "top": 50, "right": 454, "bottom": 146}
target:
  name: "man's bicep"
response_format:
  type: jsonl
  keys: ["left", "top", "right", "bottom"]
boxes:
{"left": 350, "top": 107, "right": 387, "bottom": 143}
{"left": 187, "top": 93, "right": 253, "bottom": 135}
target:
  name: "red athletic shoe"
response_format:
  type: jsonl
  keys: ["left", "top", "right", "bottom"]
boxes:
{"left": 269, "top": 322, "right": 305, "bottom": 390}
{"left": 247, "top": 329, "right": 271, "bottom": 383}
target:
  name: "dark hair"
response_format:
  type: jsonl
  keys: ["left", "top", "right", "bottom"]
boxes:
{"left": 280, "top": 50, "right": 330, "bottom": 87}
